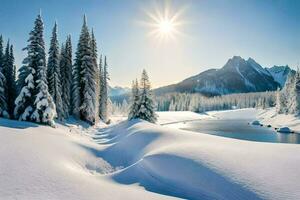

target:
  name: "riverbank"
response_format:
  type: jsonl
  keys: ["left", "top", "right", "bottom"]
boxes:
{"left": 258, "top": 108, "right": 300, "bottom": 133}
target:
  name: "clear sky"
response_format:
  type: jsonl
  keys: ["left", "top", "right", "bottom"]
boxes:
{"left": 0, "top": 0, "right": 299, "bottom": 88}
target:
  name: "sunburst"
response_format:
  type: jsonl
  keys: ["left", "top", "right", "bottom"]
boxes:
{"left": 140, "top": 2, "right": 187, "bottom": 42}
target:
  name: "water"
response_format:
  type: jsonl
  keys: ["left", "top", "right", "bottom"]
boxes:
{"left": 181, "top": 118, "right": 300, "bottom": 144}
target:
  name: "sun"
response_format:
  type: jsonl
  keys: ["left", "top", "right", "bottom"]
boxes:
{"left": 158, "top": 19, "right": 174, "bottom": 34}
{"left": 140, "top": 2, "right": 186, "bottom": 42}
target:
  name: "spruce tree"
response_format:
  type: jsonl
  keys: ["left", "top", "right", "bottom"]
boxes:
{"left": 128, "top": 79, "right": 140, "bottom": 120}
{"left": 60, "top": 35, "right": 73, "bottom": 118}
{"left": 72, "top": 17, "right": 86, "bottom": 118}
{"left": 98, "top": 55, "right": 103, "bottom": 118}
{"left": 47, "top": 22, "right": 63, "bottom": 120}
{"left": 2, "top": 41, "right": 17, "bottom": 117}
{"left": 100, "top": 56, "right": 109, "bottom": 122}
{"left": 0, "top": 36, "right": 8, "bottom": 118}
{"left": 8, "top": 44, "right": 17, "bottom": 117}
{"left": 295, "top": 70, "right": 300, "bottom": 115}
{"left": 15, "top": 14, "right": 56, "bottom": 126}
{"left": 275, "top": 87, "right": 281, "bottom": 113}
{"left": 0, "top": 35, "right": 3, "bottom": 68}
{"left": 136, "top": 69, "right": 157, "bottom": 123}
{"left": 72, "top": 16, "right": 97, "bottom": 124}
{"left": 91, "top": 29, "right": 99, "bottom": 121}
{"left": 289, "top": 70, "right": 300, "bottom": 115}
{"left": 14, "top": 51, "right": 34, "bottom": 121}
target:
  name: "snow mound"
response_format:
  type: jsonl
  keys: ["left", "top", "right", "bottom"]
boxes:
{"left": 277, "top": 127, "right": 292, "bottom": 134}
{"left": 0, "top": 118, "right": 173, "bottom": 200}
{"left": 92, "top": 117, "right": 300, "bottom": 200}
{"left": 251, "top": 120, "right": 261, "bottom": 126}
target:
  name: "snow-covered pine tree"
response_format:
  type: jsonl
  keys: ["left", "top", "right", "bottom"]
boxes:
{"left": 280, "top": 72, "right": 294, "bottom": 114}
{"left": 100, "top": 56, "right": 109, "bottom": 122}
{"left": 128, "top": 79, "right": 140, "bottom": 120}
{"left": 71, "top": 43, "right": 81, "bottom": 118}
{"left": 81, "top": 32, "right": 97, "bottom": 123}
{"left": 14, "top": 14, "right": 56, "bottom": 126}
{"left": 294, "top": 70, "right": 300, "bottom": 115}
{"left": 47, "top": 22, "right": 63, "bottom": 120}
{"left": 30, "top": 14, "right": 56, "bottom": 125}
{"left": 275, "top": 87, "right": 281, "bottom": 113}
{"left": 289, "top": 70, "right": 300, "bottom": 115}
{"left": 0, "top": 69, "right": 8, "bottom": 118}
{"left": 60, "top": 35, "right": 73, "bottom": 118}
{"left": 91, "top": 29, "right": 99, "bottom": 122}
{"left": 14, "top": 48, "right": 34, "bottom": 121}
{"left": 136, "top": 69, "right": 157, "bottom": 123}
{"left": 0, "top": 35, "right": 9, "bottom": 118}
{"left": 98, "top": 54, "right": 103, "bottom": 118}
{"left": 72, "top": 16, "right": 97, "bottom": 124}
{"left": 72, "top": 16, "right": 87, "bottom": 119}
{"left": 3, "top": 41, "right": 17, "bottom": 117}
{"left": 8, "top": 44, "right": 17, "bottom": 117}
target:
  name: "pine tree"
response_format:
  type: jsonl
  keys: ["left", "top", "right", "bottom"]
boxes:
{"left": 2, "top": 41, "right": 17, "bottom": 117}
{"left": 47, "top": 22, "right": 63, "bottom": 120}
{"left": 289, "top": 70, "right": 300, "bottom": 115}
{"left": 295, "top": 70, "right": 300, "bottom": 115}
{"left": 128, "top": 79, "right": 140, "bottom": 120}
{"left": 15, "top": 14, "right": 56, "bottom": 126}
{"left": 8, "top": 44, "right": 17, "bottom": 117}
{"left": 72, "top": 16, "right": 97, "bottom": 124}
{"left": 275, "top": 87, "right": 281, "bottom": 113}
{"left": 100, "top": 56, "right": 109, "bottom": 122}
{"left": 98, "top": 55, "right": 103, "bottom": 118}
{"left": 0, "top": 35, "right": 8, "bottom": 118}
{"left": 91, "top": 29, "right": 99, "bottom": 122}
{"left": 136, "top": 69, "right": 157, "bottom": 123}
{"left": 14, "top": 50, "right": 34, "bottom": 121}
{"left": 281, "top": 72, "right": 294, "bottom": 114}
{"left": 60, "top": 35, "right": 73, "bottom": 118}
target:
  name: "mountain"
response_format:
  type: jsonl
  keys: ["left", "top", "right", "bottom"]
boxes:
{"left": 108, "top": 86, "right": 130, "bottom": 97}
{"left": 154, "top": 56, "right": 291, "bottom": 96}
{"left": 266, "top": 65, "right": 295, "bottom": 87}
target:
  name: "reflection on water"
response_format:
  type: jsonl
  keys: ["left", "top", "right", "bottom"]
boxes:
{"left": 182, "top": 119, "right": 300, "bottom": 144}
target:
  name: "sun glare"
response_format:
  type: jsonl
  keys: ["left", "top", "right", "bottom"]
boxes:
{"left": 159, "top": 20, "right": 174, "bottom": 34}
{"left": 140, "top": 2, "right": 187, "bottom": 42}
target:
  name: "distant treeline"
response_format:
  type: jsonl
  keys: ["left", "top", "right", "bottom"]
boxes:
{"left": 111, "top": 91, "right": 276, "bottom": 115}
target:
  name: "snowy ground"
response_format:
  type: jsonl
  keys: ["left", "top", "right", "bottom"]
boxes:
{"left": 1, "top": 109, "right": 300, "bottom": 199}
{"left": 258, "top": 108, "right": 300, "bottom": 133}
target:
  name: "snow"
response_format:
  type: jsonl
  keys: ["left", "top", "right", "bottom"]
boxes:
{"left": 1, "top": 109, "right": 300, "bottom": 199}
{"left": 230, "top": 57, "right": 256, "bottom": 90}
{"left": 0, "top": 118, "right": 173, "bottom": 200}
{"left": 157, "top": 111, "right": 212, "bottom": 125}
{"left": 247, "top": 58, "right": 270, "bottom": 76}
{"left": 278, "top": 127, "right": 292, "bottom": 133}
{"left": 251, "top": 120, "right": 261, "bottom": 126}
{"left": 258, "top": 107, "right": 300, "bottom": 133}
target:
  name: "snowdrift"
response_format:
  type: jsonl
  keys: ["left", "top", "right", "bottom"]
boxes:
{"left": 93, "top": 117, "right": 300, "bottom": 200}
{"left": 0, "top": 118, "right": 173, "bottom": 200}
{"left": 1, "top": 110, "right": 300, "bottom": 200}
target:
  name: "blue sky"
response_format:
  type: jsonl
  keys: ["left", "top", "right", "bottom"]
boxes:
{"left": 0, "top": 0, "right": 299, "bottom": 87}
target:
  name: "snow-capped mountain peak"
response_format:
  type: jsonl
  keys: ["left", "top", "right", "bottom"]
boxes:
{"left": 154, "top": 56, "right": 290, "bottom": 96}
